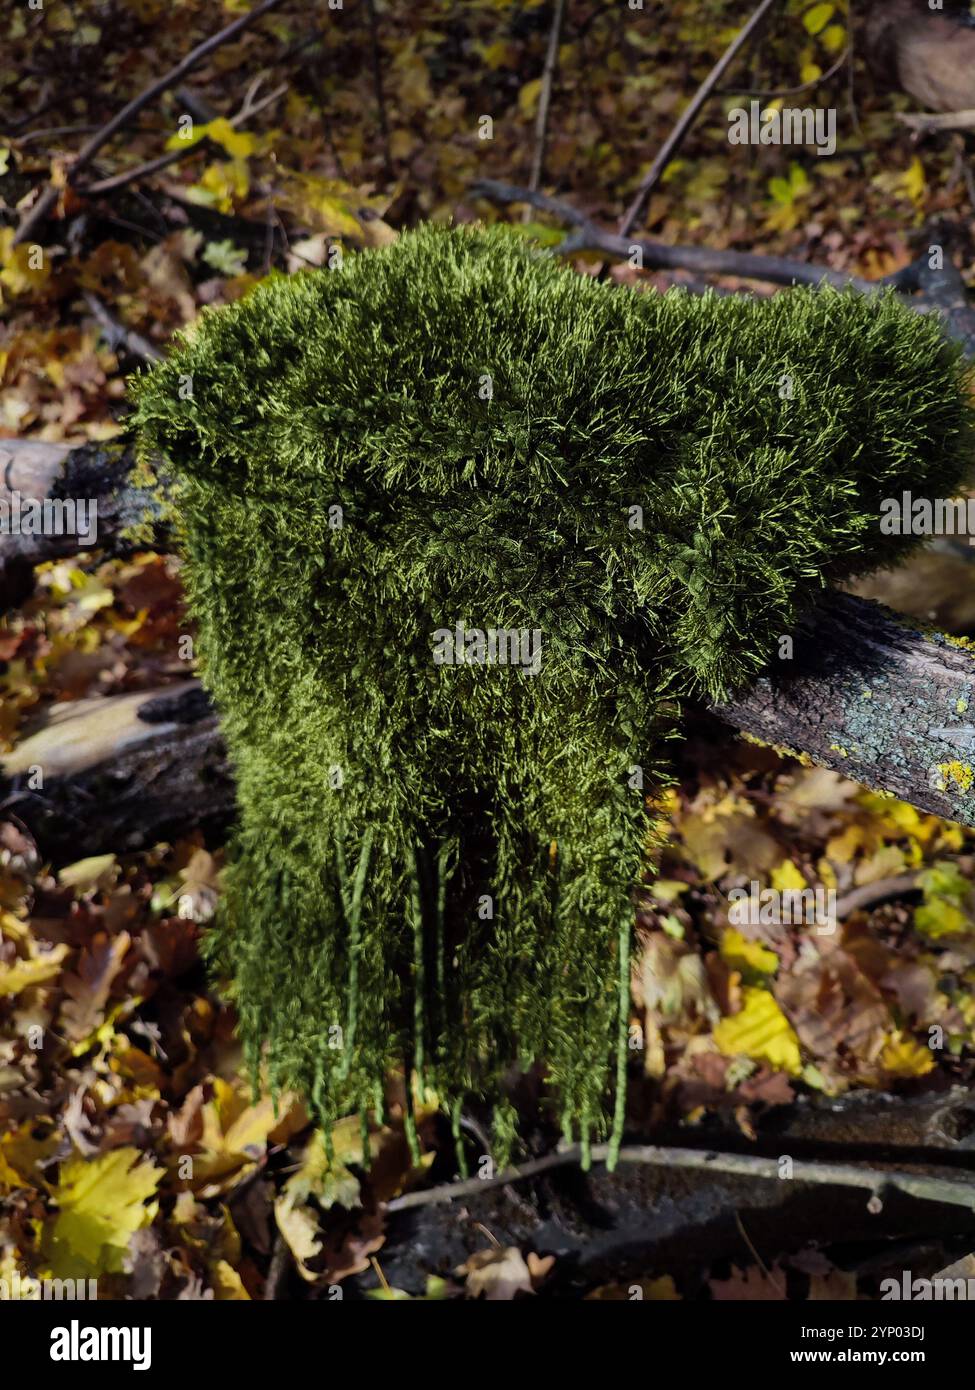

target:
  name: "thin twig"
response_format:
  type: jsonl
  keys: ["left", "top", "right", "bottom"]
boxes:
{"left": 528, "top": 0, "right": 567, "bottom": 194}
{"left": 15, "top": 123, "right": 100, "bottom": 148}
{"left": 264, "top": 1232, "right": 292, "bottom": 1300}
{"left": 364, "top": 0, "right": 393, "bottom": 177}
{"left": 386, "top": 1141, "right": 975, "bottom": 1214}
{"left": 718, "top": 45, "right": 849, "bottom": 100}
{"left": 13, "top": 0, "right": 284, "bottom": 245}
{"left": 735, "top": 1211, "right": 787, "bottom": 1297}
{"left": 472, "top": 178, "right": 879, "bottom": 291}
{"left": 618, "top": 0, "right": 783, "bottom": 236}
{"left": 83, "top": 291, "right": 163, "bottom": 364}
{"left": 835, "top": 873, "right": 920, "bottom": 921}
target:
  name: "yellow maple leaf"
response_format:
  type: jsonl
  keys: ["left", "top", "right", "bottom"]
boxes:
{"left": 189, "top": 1078, "right": 307, "bottom": 1195}
{"left": 714, "top": 987, "right": 802, "bottom": 1075}
{"left": 45, "top": 1148, "right": 162, "bottom": 1277}
{"left": 0, "top": 227, "right": 52, "bottom": 298}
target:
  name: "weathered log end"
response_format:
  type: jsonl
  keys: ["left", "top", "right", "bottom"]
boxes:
{"left": 711, "top": 590, "right": 975, "bottom": 825}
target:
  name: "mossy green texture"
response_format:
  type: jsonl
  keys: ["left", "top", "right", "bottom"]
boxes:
{"left": 131, "top": 223, "right": 974, "bottom": 1163}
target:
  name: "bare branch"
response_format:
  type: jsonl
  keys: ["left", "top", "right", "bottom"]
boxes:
{"left": 529, "top": 0, "right": 567, "bottom": 194}
{"left": 385, "top": 1140, "right": 975, "bottom": 1214}
{"left": 899, "top": 109, "right": 975, "bottom": 134}
{"left": 83, "top": 291, "right": 163, "bottom": 363}
{"left": 618, "top": 0, "right": 783, "bottom": 237}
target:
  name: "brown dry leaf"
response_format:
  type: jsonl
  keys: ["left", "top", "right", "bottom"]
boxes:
{"left": 59, "top": 930, "right": 131, "bottom": 1044}
{"left": 459, "top": 1246, "right": 536, "bottom": 1300}
{"left": 169, "top": 1083, "right": 206, "bottom": 1148}
{"left": 709, "top": 1264, "right": 788, "bottom": 1300}
{"left": 634, "top": 932, "right": 720, "bottom": 1030}
{"left": 774, "top": 936, "right": 893, "bottom": 1082}
{"left": 809, "top": 1269, "right": 858, "bottom": 1299}
{"left": 679, "top": 795, "right": 780, "bottom": 880}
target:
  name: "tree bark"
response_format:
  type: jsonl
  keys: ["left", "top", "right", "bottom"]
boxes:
{"left": 711, "top": 590, "right": 975, "bottom": 827}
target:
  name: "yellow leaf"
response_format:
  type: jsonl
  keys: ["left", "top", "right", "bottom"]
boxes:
{"left": 0, "top": 944, "right": 69, "bottom": 998}
{"left": 477, "top": 39, "right": 513, "bottom": 69}
{"left": 803, "top": 3, "right": 835, "bottom": 36}
{"left": 0, "top": 228, "right": 51, "bottom": 297}
{"left": 899, "top": 156, "right": 927, "bottom": 209}
{"left": 821, "top": 23, "right": 846, "bottom": 54}
{"left": 826, "top": 824, "right": 864, "bottom": 865}
{"left": 191, "top": 1081, "right": 307, "bottom": 1195}
{"left": 187, "top": 161, "right": 249, "bottom": 213}
{"left": 45, "top": 1148, "right": 162, "bottom": 1277}
{"left": 770, "top": 859, "right": 807, "bottom": 893}
{"left": 58, "top": 853, "right": 118, "bottom": 893}
{"left": 278, "top": 175, "right": 363, "bottom": 240}
{"left": 720, "top": 928, "right": 778, "bottom": 977}
{"left": 211, "top": 1259, "right": 251, "bottom": 1299}
{"left": 519, "top": 78, "right": 543, "bottom": 119}
{"left": 199, "top": 117, "right": 255, "bottom": 160}
{"left": 714, "top": 987, "right": 802, "bottom": 1075}
{"left": 800, "top": 62, "right": 823, "bottom": 84}
{"left": 880, "top": 1031, "right": 935, "bottom": 1078}
{"left": 1, "top": 1122, "right": 60, "bottom": 1191}
{"left": 915, "top": 898, "right": 969, "bottom": 939}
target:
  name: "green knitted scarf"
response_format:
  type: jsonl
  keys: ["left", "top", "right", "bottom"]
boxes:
{"left": 131, "top": 223, "right": 973, "bottom": 1168}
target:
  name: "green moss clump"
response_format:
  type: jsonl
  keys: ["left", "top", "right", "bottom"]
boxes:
{"left": 130, "top": 223, "right": 974, "bottom": 1165}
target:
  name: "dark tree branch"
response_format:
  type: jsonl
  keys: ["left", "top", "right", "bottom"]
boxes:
{"left": 470, "top": 178, "right": 975, "bottom": 357}
{"left": 3, "top": 443, "right": 975, "bottom": 857}
{"left": 386, "top": 1139, "right": 975, "bottom": 1215}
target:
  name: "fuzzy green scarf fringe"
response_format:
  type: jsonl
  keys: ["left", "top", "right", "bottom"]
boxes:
{"left": 131, "top": 223, "right": 974, "bottom": 1168}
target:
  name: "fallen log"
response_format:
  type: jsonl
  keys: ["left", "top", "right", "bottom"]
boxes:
{"left": 4, "top": 438, "right": 975, "bottom": 852}
{"left": 4, "top": 591, "right": 975, "bottom": 857}
{"left": 0, "top": 683, "right": 231, "bottom": 857}
{"left": 0, "top": 437, "right": 165, "bottom": 607}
